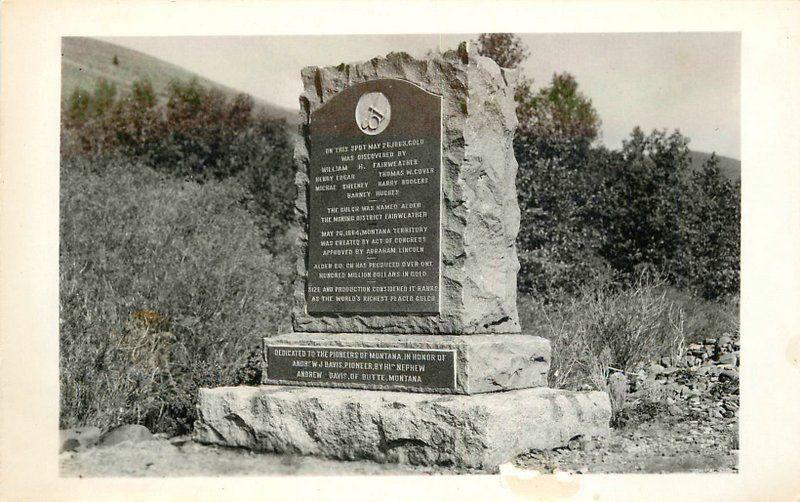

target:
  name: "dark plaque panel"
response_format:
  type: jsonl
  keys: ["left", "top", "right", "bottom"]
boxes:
{"left": 306, "top": 79, "right": 442, "bottom": 314}
{"left": 266, "top": 345, "right": 456, "bottom": 390}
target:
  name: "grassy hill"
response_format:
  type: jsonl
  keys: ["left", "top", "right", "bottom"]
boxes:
{"left": 61, "top": 37, "right": 296, "bottom": 124}
{"left": 689, "top": 151, "right": 741, "bottom": 182}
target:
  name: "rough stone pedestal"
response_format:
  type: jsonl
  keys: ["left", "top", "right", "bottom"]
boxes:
{"left": 262, "top": 332, "right": 551, "bottom": 394}
{"left": 194, "top": 386, "right": 611, "bottom": 472}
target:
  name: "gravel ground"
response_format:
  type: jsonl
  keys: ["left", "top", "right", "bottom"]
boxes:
{"left": 61, "top": 416, "right": 736, "bottom": 478}
{"left": 60, "top": 437, "right": 476, "bottom": 477}
{"left": 516, "top": 415, "right": 738, "bottom": 474}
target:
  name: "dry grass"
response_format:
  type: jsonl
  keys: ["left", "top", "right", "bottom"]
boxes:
{"left": 59, "top": 159, "right": 293, "bottom": 434}
{"left": 519, "top": 278, "right": 689, "bottom": 410}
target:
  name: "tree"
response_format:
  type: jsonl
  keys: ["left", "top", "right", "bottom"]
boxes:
{"left": 514, "top": 73, "right": 604, "bottom": 297}
{"left": 66, "top": 87, "right": 90, "bottom": 125}
{"left": 475, "top": 33, "right": 529, "bottom": 69}
{"left": 131, "top": 78, "right": 156, "bottom": 108}
{"left": 517, "top": 73, "right": 601, "bottom": 146}
{"left": 112, "top": 54, "right": 120, "bottom": 66}
{"left": 594, "top": 128, "right": 692, "bottom": 283}
{"left": 109, "top": 78, "right": 160, "bottom": 158}
{"left": 677, "top": 154, "right": 740, "bottom": 299}
{"left": 91, "top": 78, "right": 117, "bottom": 117}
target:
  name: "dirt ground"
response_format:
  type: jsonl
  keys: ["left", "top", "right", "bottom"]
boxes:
{"left": 60, "top": 437, "right": 475, "bottom": 477}
{"left": 516, "top": 415, "right": 737, "bottom": 474}
{"left": 61, "top": 415, "right": 736, "bottom": 477}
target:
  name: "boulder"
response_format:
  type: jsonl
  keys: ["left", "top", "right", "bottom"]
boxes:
{"left": 683, "top": 355, "right": 701, "bottom": 367}
{"left": 608, "top": 372, "right": 629, "bottom": 406}
{"left": 717, "top": 334, "right": 732, "bottom": 349}
{"left": 98, "top": 424, "right": 154, "bottom": 447}
{"left": 717, "top": 352, "right": 738, "bottom": 366}
{"left": 59, "top": 426, "right": 102, "bottom": 452}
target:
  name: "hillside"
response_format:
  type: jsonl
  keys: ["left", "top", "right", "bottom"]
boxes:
{"left": 61, "top": 37, "right": 296, "bottom": 124}
{"left": 689, "top": 151, "right": 741, "bottom": 182}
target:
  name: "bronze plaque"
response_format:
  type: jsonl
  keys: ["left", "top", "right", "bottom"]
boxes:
{"left": 266, "top": 345, "right": 456, "bottom": 391}
{"left": 306, "top": 79, "right": 442, "bottom": 314}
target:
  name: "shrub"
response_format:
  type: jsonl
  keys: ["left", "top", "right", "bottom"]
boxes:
{"left": 674, "top": 156, "right": 741, "bottom": 299}
{"left": 663, "top": 287, "right": 739, "bottom": 344}
{"left": 481, "top": 32, "right": 740, "bottom": 301}
{"left": 59, "top": 160, "right": 293, "bottom": 434}
{"left": 61, "top": 77, "right": 295, "bottom": 244}
{"left": 519, "top": 277, "right": 686, "bottom": 393}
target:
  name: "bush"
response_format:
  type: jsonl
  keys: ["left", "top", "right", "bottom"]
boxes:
{"left": 61, "top": 77, "right": 295, "bottom": 244}
{"left": 515, "top": 125, "right": 741, "bottom": 302}
{"left": 518, "top": 277, "right": 686, "bottom": 394}
{"left": 482, "top": 32, "right": 741, "bottom": 301}
{"left": 663, "top": 287, "right": 739, "bottom": 344}
{"left": 59, "top": 160, "right": 293, "bottom": 434}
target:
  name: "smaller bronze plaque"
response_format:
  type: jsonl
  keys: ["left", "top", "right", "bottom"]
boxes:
{"left": 266, "top": 345, "right": 456, "bottom": 391}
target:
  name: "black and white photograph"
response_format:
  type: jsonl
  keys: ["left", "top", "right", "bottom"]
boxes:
{"left": 1, "top": 1, "right": 799, "bottom": 500}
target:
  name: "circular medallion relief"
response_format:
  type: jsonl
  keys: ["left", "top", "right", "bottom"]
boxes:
{"left": 355, "top": 91, "right": 391, "bottom": 135}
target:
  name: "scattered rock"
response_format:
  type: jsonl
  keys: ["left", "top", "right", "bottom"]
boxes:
{"left": 61, "top": 438, "right": 81, "bottom": 452}
{"left": 695, "top": 365, "right": 710, "bottom": 375}
{"left": 687, "top": 344, "right": 704, "bottom": 358}
{"left": 580, "top": 437, "right": 597, "bottom": 452}
{"left": 718, "top": 369, "right": 739, "bottom": 382}
{"left": 60, "top": 426, "right": 102, "bottom": 453}
{"left": 99, "top": 424, "right": 154, "bottom": 447}
{"left": 169, "top": 435, "right": 193, "bottom": 446}
{"left": 717, "top": 352, "right": 737, "bottom": 366}
{"left": 609, "top": 372, "right": 629, "bottom": 406}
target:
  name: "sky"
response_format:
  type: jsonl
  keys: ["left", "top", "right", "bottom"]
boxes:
{"left": 104, "top": 33, "right": 740, "bottom": 159}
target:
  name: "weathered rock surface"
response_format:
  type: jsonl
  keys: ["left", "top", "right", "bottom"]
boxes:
{"left": 292, "top": 43, "right": 522, "bottom": 334}
{"left": 60, "top": 426, "right": 102, "bottom": 452}
{"left": 262, "top": 332, "right": 551, "bottom": 394}
{"left": 194, "top": 386, "right": 610, "bottom": 471}
{"left": 99, "top": 424, "right": 154, "bottom": 447}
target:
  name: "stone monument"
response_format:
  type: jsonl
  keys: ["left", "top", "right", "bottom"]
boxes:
{"left": 195, "top": 43, "right": 611, "bottom": 471}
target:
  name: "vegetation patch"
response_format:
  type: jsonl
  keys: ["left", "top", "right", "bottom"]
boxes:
{"left": 60, "top": 160, "right": 293, "bottom": 434}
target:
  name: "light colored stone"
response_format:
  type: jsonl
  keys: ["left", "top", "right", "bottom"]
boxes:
{"left": 291, "top": 43, "right": 521, "bottom": 335}
{"left": 194, "top": 385, "right": 610, "bottom": 471}
{"left": 262, "top": 332, "right": 550, "bottom": 394}
{"left": 98, "top": 424, "right": 153, "bottom": 447}
{"left": 717, "top": 352, "right": 737, "bottom": 366}
{"left": 60, "top": 426, "right": 102, "bottom": 452}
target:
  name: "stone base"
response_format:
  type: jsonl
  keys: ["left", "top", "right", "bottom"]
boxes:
{"left": 194, "top": 385, "right": 611, "bottom": 471}
{"left": 262, "top": 333, "right": 550, "bottom": 394}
